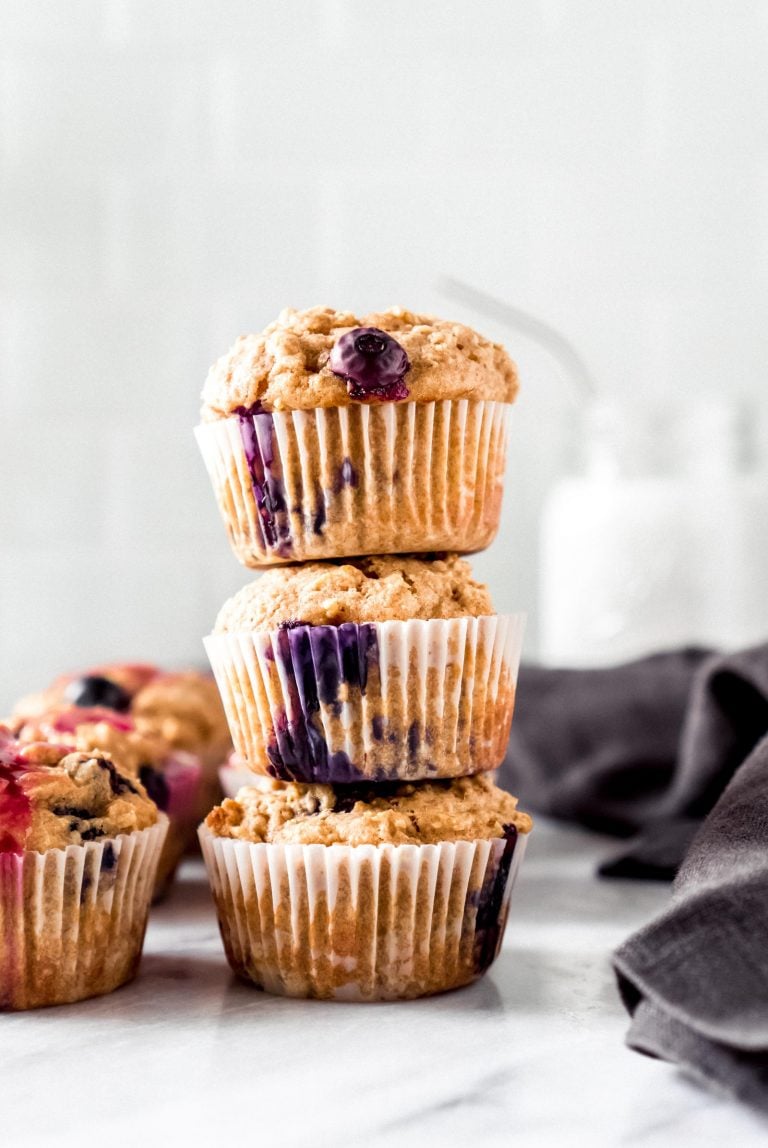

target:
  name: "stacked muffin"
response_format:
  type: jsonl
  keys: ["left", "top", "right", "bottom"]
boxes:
{"left": 196, "top": 306, "right": 532, "bottom": 1000}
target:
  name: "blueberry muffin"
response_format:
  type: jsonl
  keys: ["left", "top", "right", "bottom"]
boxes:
{"left": 200, "top": 774, "right": 532, "bottom": 1000}
{"left": 14, "top": 662, "right": 231, "bottom": 821}
{"left": 195, "top": 306, "right": 518, "bottom": 566}
{"left": 128, "top": 669, "right": 231, "bottom": 821}
{"left": 10, "top": 705, "right": 201, "bottom": 898}
{"left": 204, "top": 554, "right": 524, "bottom": 784}
{"left": 0, "top": 725, "right": 166, "bottom": 1009}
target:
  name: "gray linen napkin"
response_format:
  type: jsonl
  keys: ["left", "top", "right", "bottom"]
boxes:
{"left": 500, "top": 643, "right": 768, "bottom": 878}
{"left": 614, "top": 733, "right": 768, "bottom": 1111}
{"left": 501, "top": 642, "right": 768, "bottom": 1109}
{"left": 499, "top": 648, "right": 712, "bottom": 839}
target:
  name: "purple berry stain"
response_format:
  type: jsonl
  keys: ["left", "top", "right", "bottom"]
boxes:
{"left": 473, "top": 824, "right": 518, "bottom": 974}
{"left": 236, "top": 403, "right": 292, "bottom": 554}
{"left": 329, "top": 327, "right": 410, "bottom": 402}
{"left": 264, "top": 622, "right": 380, "bottom": 782}
{"left": 138, "top": 764, "right": 170, "bottom": 812}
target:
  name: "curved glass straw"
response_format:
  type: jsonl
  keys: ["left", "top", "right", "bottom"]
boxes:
{"left": 437, "top": 276, "right": 599, "bottom": 403}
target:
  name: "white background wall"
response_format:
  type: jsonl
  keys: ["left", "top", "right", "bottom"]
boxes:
{"left": 1, "top": 1, "right": 767, "bottom": 709}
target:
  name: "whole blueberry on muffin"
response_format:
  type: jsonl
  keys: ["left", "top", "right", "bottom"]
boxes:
{"left": 0, "top": 725, "right": 166, "bottom": 1009}
{"left": 201, "top": 774, "right": 532, "bottom": 1000}
{"left": 195, "top": 306, "right": 519, "bottom": 566}
{"left": 204, "top": 554, "right": 523, "bottom": 784}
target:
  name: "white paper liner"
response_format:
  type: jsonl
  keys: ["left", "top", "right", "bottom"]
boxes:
{"left": 195, "top": 399, "right": 511, "bottom": 567}
{"left": 0, "top": 817, "right": 168, "bottom": 1010}
{"left": 199, "top": 826, "right": 527, "bottom": 1001}
{"left": 204, "top": 614, "right": 524, "bottom": 783}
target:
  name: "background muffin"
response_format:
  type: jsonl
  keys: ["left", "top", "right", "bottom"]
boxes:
{"left": 0, "top": 726, "right": 166, "bottom": 1009}
{"left": 201, "top": 774, "right": 531, "bottom": 1000}
{"left": 10, "top": 705, "right": 200, "bottom": 898}
{"left": 204, "top": 555, "right": 524, "bottom": 783}
{"left": 14, "top": 662, "right": 230, "bottom": 825}
{"left": 195, "top": 306, "right": 518, "bottom": 566}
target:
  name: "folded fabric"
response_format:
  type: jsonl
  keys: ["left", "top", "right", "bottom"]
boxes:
{"left": 500, "top": 641, "right": 768, "bottom": 1111}
{"left": 613, "top": 734, "right": 768, "bottom": 1112}
{"left": 499, "top": 647, "right": 711, "bottom": 837}
{"left": 500, "top": 643, "right": 768, "bottom": 878}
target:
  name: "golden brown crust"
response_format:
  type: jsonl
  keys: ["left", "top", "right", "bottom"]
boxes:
{"left": 214, "top": 554, "right": 494, "bottom": 631}
{"left": 131, "top": 673, "right": 231, "bottom": 768}
{"left": 205, "top": 775, "right": 532, "bottom": 846}
{"left": 200, "top": 306, "right": 519, "bottom": 418}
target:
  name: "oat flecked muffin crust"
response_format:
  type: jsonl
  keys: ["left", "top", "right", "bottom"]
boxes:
{"left": 0, "top": 734, "right": 157, "bottom": 854}
{"left": 206, "top": 775, "right": 532, "bottom": 847}
{"left": 201, "top": 306, "right": 519, "bottom": 418}
{"left": 214, "top": 554, "right": 493, "bottom": 632}
{"left": 130, "top": 672, "right": 231, "bottom": 768}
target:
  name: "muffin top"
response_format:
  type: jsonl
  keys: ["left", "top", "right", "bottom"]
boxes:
{"left": 14, "top": 662, "right": 157, "bottom": 719}
{"left": 213, "top": 554, "right": 494, "bottom": 631}
{"left": 0, "top": 725, "right": 158, "bottom": 854}
{"left": 129, "top": 673, "right": 231, "bottom": 766}
{"left": 10, "top": 707, "right": 171, "bottom": 777}
{"left": 13, "top": 663, "right": 230, "bottom": 767}
{"left": 205, "top": 775, "right": 532, "bottom": 847}
{"left": 200, "top": 306, "right": 519, "bottom": 418}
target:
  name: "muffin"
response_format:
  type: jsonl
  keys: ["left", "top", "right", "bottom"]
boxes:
{"left": 127, "top": 670, "right": 231, "bottom": 820}
{"left": 0, "top": 725, "right": 166, "bottom": 1009}
{"left": 204, "top": 554, "right": 524, "bottom": 784}
{"left": 200, "top": 774, "right": 531, "bottom": 1001}
{"left": 10, "top": 705, "right": 201, "bottom": 899}
{"left": 14, "top": 662, "right": 231, "bottom": 822}
{"left": 195, "top": 306, "right": 518, "bottom": 567}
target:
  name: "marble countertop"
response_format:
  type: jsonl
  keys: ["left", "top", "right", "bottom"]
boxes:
{"left": 3, "top": 820, "right": 767, "bottom": 1148}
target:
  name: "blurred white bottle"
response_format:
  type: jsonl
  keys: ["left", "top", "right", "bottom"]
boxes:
{"left": 539, "top": 398, "right": 768, "bottom": 666}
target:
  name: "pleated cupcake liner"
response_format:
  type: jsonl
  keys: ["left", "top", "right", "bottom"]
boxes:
{"left": 199, "top": 824, "right": 527, "bottom": 1001}
{"left": 195, "top": 399, "right": 511, "bottom": 567}
{"left": 0, "top": 817, "right": 168, "bottom": 1010}
{"left": 204, "top": 614, "right": 524, "bottom": 784}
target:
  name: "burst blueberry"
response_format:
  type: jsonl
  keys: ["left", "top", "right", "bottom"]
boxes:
{"left": 138, "top": 764, "right": 170, "bottom": 812}
{"left": 64, "top": 674, "right": 132, "bottom": 713}
{"left": 329, "top": 327, "right": 410, "bottom": 401}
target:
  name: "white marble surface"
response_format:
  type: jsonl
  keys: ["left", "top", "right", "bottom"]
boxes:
{"left": 2, "top": 820, "right": 766, "bottom": 1148}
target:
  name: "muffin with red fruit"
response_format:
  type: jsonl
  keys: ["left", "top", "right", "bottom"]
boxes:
{"left": 195, "top": 306, "right": 518, "bottom": 567}
{"left": 14, "top": 662, "right": 231, "bottom": 824}
{"left": 0, "top": 725, "right": 166, "bottom": 1009}
{"left": 10, "top": 702, "right": 199, "bottom": 899}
